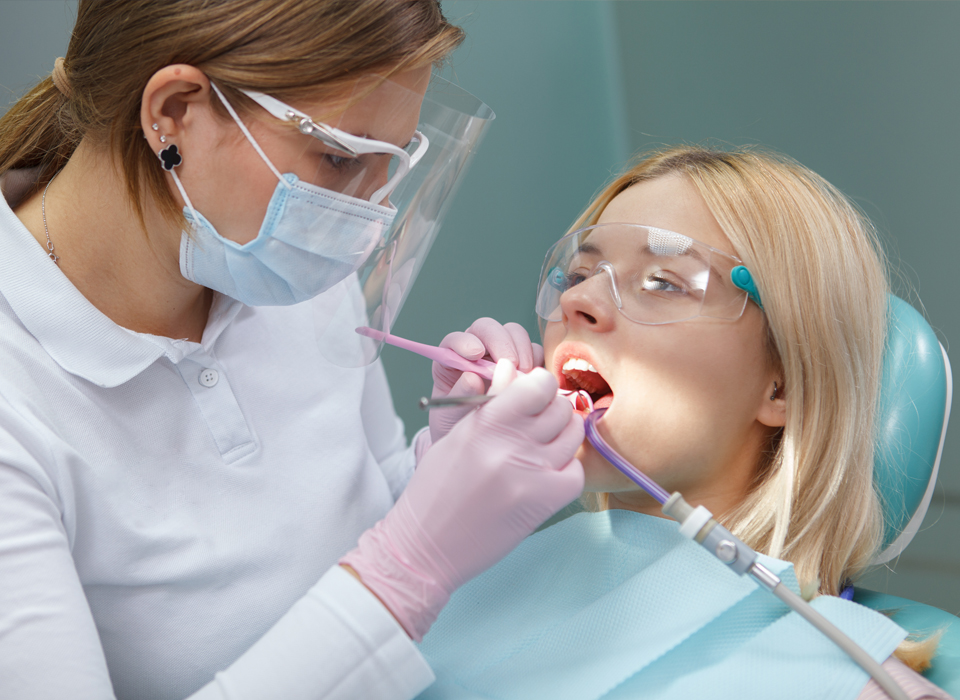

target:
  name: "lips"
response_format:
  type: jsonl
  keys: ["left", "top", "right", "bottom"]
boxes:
{"left": 554, "top": 346, "right": 614, "bottom": 414}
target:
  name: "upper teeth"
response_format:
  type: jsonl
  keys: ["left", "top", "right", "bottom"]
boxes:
{"left": 562, "top": 357, "right": 598, "bottom": 373}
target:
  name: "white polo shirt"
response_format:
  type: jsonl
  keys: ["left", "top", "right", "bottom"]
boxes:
{"left": 0, "top": 170, "right": 434, "bottom": 700}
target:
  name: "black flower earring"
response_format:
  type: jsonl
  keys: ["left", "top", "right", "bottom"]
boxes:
{"left": 159, "top": 143, "right": 183, "bottom": 171}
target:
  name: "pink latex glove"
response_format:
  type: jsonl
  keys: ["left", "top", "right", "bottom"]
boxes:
{"left": 428, "top": 317, "right": 546, "bottom": 447}
{"left": 340, "top": 360, "right": 584, "bottom": 641}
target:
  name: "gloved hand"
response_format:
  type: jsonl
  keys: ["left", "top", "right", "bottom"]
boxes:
{"left": 340, "top": 361, "right": 584, "bottom": 641}
{"left": 428, "top": 317, "right": 545, "bottom": 447}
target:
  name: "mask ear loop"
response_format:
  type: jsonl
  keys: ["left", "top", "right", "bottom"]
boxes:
{"left": 208, "top": 82, "right": 291, "bottom": 191}
{"left": 155, "top": 143, "right": 203, "bottom": 227}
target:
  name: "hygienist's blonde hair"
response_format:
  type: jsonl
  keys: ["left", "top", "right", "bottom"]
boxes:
{"left": 0, "top": 0, "right": 463, "bottom": 226}
{"left": 574, "top": 146, "right": 938, "bottom": 669}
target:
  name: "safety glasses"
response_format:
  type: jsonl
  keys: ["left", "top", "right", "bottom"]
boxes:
{"left": 240, "top": 89, "right": 429, "bottom": 203}
{"left": 536, "top": 223, "right": 763, "bottom": 326}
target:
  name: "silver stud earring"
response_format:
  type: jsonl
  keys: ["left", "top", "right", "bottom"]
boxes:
{"left": 159, "top": 134, "right": 167, "bottom": 143}
{"left": 151, "top": 123, "right": 159, "bottom": 131}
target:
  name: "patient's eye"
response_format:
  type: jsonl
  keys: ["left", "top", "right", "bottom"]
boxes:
{"left": 643, "top": 273, "right": 684, "bottom": 293}
{"left": 567, "top": 270, "right": 588, "bottom": 287}
{"left": 547, "top": 266, "right": 587, "bottom": 291}
{"left": 640, "top": 269, "right": 689, "bottom": 296}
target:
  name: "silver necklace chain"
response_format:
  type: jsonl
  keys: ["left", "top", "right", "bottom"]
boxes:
{"left": 41, "top": 170, "right": 62, "bottom": 265}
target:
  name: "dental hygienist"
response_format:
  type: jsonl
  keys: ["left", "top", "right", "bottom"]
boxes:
{"left": 0, "top": 2, "right": 584, "bottom": 699}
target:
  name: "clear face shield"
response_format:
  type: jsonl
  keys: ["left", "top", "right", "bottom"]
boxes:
{"left": 304, "top": 76, "right": 495, "bottom": 367}
{"left": 535, "top": 223, "right": 762, "bottom": 332}
{"left": 167, "top": 72, "right": 491, "bottom": 367}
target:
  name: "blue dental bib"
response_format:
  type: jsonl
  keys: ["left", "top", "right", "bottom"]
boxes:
{"left": 417, "top": 510, "right": 905, "bottom": 700}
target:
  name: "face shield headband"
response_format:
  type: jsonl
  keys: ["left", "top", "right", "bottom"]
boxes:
{"left": 535, "top": 223, "right": 763, "bottom": 331}
{"left": 312, "top": 76, "right": 495, "bottom": 367}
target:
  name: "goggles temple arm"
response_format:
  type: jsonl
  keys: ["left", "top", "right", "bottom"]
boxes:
{"left": 293, "top": 118, "right": 359, "bottom": 157}
{"left": 241, "top": 90, "right": 359, "bottom": 157}
{"left": 730, "top": 265, "right": 763, "bottom": 310}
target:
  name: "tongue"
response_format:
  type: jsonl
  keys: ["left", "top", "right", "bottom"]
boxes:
{"left": 593, "top": 393, "right": 614, "bottom": 410}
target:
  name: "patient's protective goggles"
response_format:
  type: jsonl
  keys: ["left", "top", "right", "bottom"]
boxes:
{"left": 241, "top": 89, "right": 428, "bottom": 204}
{"left": 536, "top": 223, "right": 763, "bottom": 326}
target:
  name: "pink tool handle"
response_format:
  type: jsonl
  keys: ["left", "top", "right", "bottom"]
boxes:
{"left": 356, "top": 326, "right": 498, "bottom": 380}
{"left": 357, "top": 326, "right": 591, "bottom": 411}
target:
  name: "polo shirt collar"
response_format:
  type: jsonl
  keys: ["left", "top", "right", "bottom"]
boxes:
{"left": 0, "top": 169, "right": 243, "bottom": 388}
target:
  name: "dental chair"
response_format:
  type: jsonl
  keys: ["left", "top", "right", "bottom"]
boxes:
{"left": 855, "top": 295, "right": 958, "bottom": 694}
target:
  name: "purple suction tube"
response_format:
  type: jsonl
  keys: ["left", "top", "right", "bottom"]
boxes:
{"left": 584, "top": 408, "right": 671, "bottom": 505}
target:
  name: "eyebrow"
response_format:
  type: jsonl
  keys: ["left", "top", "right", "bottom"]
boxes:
{"left": 577, "top": 241, "right": 602, "bottom": 256}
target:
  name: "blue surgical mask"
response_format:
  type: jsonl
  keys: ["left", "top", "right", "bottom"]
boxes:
{"left": 179, "top": 174, "right": 395, "bottom": 306}
{"left": 169, "top": 83, "right": 402, "bottom": 306}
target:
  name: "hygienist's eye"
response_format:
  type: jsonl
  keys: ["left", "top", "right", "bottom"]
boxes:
{"left": 565, "top": 268, "right": 591, "bottom": 289}
{"left": 322, "top": 153, "right": 360, "bottom": 171}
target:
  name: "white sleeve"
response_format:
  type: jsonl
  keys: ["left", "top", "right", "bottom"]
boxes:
{"left": 0, "top": 397, "right": 434, "bottom": 700}
{"left": 361, "top": 359, "right": 418, "bottom": 501}
{"left": 0, "top": 405, "right": 116, "bottom": 699}
{"left": 188, "top": 566, "right": 435, "bottom": 700}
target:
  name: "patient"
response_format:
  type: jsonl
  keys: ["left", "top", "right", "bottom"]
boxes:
{"left": 416, "top": 146, "right": 953, "bottom": 699}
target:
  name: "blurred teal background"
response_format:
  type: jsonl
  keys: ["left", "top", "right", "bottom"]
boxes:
{"left": 2, "top": 1, "right": 958, "bottom": 615}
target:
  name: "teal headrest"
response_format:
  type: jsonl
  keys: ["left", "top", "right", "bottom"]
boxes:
{"left": 873, "top": 295, "right": 952, "bottom": 563}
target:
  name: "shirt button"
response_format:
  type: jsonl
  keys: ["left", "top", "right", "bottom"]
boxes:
{"left": 199, "top": 368, "right": 219, "bottom": 388}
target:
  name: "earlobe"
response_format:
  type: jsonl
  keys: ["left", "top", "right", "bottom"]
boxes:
{"left": 757, "top": 379, "right": 786, "bottom": 427}
{"left": 140, "top": 64, "right": 210, "bottom": 151}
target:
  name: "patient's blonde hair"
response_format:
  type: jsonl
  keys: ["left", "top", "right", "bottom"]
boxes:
{"left": 573, "top": 145, "right": 936, "bottom": 670}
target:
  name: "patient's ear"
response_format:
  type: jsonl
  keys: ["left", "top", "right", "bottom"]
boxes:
{"left": 757, "top": 379, "right": 786, "bottom": 428}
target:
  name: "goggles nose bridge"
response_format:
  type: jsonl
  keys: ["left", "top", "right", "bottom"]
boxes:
{"left": 592, "top": 261, "right": 623, "bottom": 311}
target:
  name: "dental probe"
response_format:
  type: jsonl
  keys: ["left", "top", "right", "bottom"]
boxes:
{"left": 419, "top": 395, "right": 494, "bottom": 410}
{"left": 419, "top": 390, "right": 593, "bottom": 411}
{"left": 584, "top": 409, "right": 909, "bottom": 700}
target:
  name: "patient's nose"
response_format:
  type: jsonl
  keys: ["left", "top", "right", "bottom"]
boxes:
{"left": 559, "top": 271, "right": 617, "bottom": 331}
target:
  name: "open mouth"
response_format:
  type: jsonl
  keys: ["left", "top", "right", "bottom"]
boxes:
{"left": 559, "top": 356, "right": 614, "bottom": 413}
